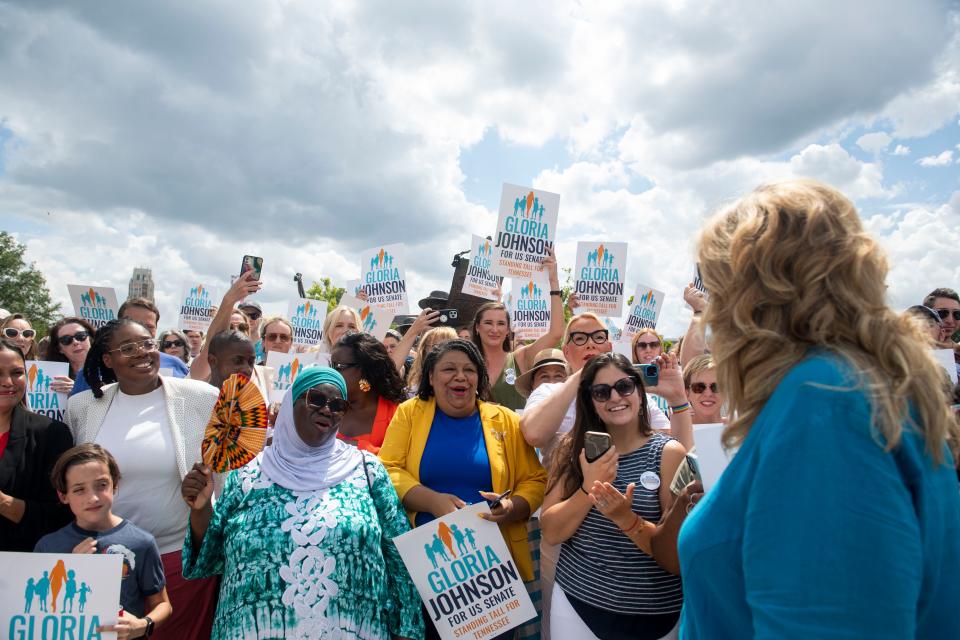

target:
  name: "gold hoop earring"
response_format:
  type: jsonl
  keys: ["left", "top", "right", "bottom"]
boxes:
{"left": 358, "top": 378, "right": 371, "bottom": 393}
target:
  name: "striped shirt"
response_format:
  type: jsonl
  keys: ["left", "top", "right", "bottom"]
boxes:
{"left": 555, "top": 432, "right": 683, "bottom": 615}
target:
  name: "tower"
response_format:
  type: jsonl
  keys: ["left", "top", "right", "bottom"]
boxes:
{"left": 128, "top": 267, "right": 155, "bottom": 302}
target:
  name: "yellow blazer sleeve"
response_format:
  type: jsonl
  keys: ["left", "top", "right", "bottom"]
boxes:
{"left": 378, "top": 398, "right": 421, "bottom": 501}
{"left": 503, "top": 409, "right": 547, "bottom": 513}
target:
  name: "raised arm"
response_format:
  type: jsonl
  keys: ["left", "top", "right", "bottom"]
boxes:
{"left": 520, "top": 369, "right": 581, "bottom": 448}
{"left": 390, "top": 308, "right": 439, "bottom": 373}
{"left": 679, "top": 283, "right": 708, "bottom": 365}
{"left": 189, "top": 272, "right": 261, "bottom": 381}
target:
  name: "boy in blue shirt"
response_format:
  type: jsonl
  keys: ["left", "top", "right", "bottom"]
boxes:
{"left": 35, "top": 444, "right": 171, "bottom": 638}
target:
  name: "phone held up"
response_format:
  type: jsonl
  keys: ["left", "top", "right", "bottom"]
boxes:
{"left": 584, "top": 431, "right": 612, "bottom": 463}
{"left": 634, "top": 363, "right": 659, "bottom": 387}
{"left": 240, "top": 255, "right": 264, "bottom": 281}
{"left": 435, "top": 309, "right": 459, "bottom": 326}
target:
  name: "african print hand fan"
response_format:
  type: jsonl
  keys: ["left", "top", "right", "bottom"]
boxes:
{"left": 202, "top": 373, "right": 268, "bottom": 472}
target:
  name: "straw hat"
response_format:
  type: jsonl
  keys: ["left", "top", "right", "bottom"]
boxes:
{"left": 515, "top": 348, "right": 571, "bottom": 398}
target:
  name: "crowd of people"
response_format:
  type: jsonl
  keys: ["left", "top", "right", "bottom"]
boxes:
{"left": 1, "top": 178, "right": 959, "bottom": 639}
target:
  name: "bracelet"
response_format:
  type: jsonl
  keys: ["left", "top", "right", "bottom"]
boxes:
{"left": 579, "top": 484, "right": 590, "bottom": 496}
{"left": 550, "top": 290, "right": 562, "bottom": 296}
{"left": 671, "top": 402, "right": 691, "bottom": 413}
{"left": 621, "top": 514, "right": 642, "bottom": 534}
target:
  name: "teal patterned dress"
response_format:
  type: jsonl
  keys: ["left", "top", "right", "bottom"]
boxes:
{"left": 182, "top": 452, "right": 424, "bottom": 639}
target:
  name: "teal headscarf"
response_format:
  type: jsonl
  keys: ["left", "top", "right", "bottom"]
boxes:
{"left": 291, "top": 365, "right": 348, "bottom": 402}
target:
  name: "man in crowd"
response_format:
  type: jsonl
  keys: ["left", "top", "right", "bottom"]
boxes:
{"left": 184, "top": 330, "right": 204, "bottom": 360}
{"left": 924, "top": 288, "right": 960, "bottom": 345}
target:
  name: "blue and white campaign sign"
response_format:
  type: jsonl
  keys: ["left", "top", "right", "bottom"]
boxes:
{"left": 573, "top": 241, "right": 628, "bottom": 317}
{"left": 393, "top": 503, "right": 536, "bottom": 640}
{"left": 510, "top": 277, "right": 551, "bottom": 341}
{"left": 0, "top": 552, "right": 123, "bottom": 640}
{"left": 623, "top": 284, "right": 665, "bottom": 341}
{"left": 67, "top": 285, "right": 120, "bottom": 330}
{"left": 462, "top": 235, "right": 503, "bottom": 301}
{"left": 286, "top": 298, "right": 328, "bottom": 349}
{"left": 24, "top": 361, "right": 70, "bottom": 423}
{"left": 491, "top": 184, "right": 559, "bottom": 280}
{"left": 360, "top": 243, "right": 410, "bottom": 314}
{"left": 177, "top": 282, "right": 216, "bottom": 332}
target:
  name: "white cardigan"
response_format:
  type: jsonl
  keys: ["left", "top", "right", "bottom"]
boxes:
{"left": 66, "top": 376, "right": 219, "bottom": 479}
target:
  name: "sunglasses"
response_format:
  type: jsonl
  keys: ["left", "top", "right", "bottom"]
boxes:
{"left": 332, "top": 361, "right": 360, "bottom": 372}
{"left": 3, "top": 327, "right": 36, "bottom": 339}
{"left": 689, "top": 382, "right": 719, "bottom": 394}
{"left": 634, "top": 340, "right": 661, "bottom": 350}
{"left": 57, "top": 331, "right": 90, "bottom": 346}
{"left": 590, "top": 377, "right": 637, "bottom": 402}
{"left": 568, "top": 329, "right": 609, "bottom": 346}
{"left": 162, "top": 340, "right": 186, "bottom": 349}
{"left": 264, "top": 333, "right": 291, "bottom": 342}
{"left": 305, "top": 390, "right": 349, "bottom": 414}
{"left": 108, "top": 338, "right": 158, "bottom": 358}
{"left": 230, "top": 323, "right": 250, "bottom": 333}
{"left": 935, "top": 308, "right": 960, "bottom": 322}
{"left": 241, "top": 310, "right": 262, "bottom": 320}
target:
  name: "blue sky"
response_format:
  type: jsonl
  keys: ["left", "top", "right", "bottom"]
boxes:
{"left": 0, "top": 0, "right": 958, "bottom": 337}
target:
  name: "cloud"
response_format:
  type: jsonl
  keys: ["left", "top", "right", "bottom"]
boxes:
{"left": 789, "top": 144, "right": 894, "bottom": 200}
{"left": 917, "top": 150, "right": 954, "bottom": 166}
{"left": 892, "top": 144, "right": 911, "bottom": 156}
{"left": 856, "top": 132, "right": 891, "bottom": 155}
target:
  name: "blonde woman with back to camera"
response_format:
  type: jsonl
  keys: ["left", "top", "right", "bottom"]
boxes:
{"left": 677, "top": 179, "right": 960, "bottom": 639}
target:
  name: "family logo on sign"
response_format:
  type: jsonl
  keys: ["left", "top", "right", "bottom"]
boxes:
{"left": 360, "top": 243, "right": 410, "bottom": 313}
{"left": 492, "top": 184, "right": 560, "bottom": 280}
{"left": 12, "top": 559, "right": 100, "bottom": 639}
{"left": 288, "top": 298, "right": 326, "bottom": 348}
{"left": 627, "top": 289, "right": 660, "bottom": 330}
{"left": 364, "top": 248, "right": 405, "bottom": 297}
{"left": 358, "top": 305, "right": 378, "bottom": 333}
{"left": 462, "top": 235, "right": 504, "bottom": 301}
{"left": 275, "top": 358, "right": 304, "bottom": 387}
{"left": 514, "top": 281, "right": 547, "bottom": 322}
{"left": 68, "top": 285, "right": 120, "bottom": 331}
{"left": 26, "top": 362, "right": 67, "bottom": 422}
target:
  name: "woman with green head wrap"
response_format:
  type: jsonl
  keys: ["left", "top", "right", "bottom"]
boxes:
{"left": 180, "top": 365, "right": 424, "bottom": 639}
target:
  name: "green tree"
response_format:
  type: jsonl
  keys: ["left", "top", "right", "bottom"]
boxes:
{"left": 0, "top": 232, "right": 61, "bottom": 336}
{"left": 305, "top": 277, "right": 345, "bottom": 308}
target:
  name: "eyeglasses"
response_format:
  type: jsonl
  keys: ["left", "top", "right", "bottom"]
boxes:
{"left": 3, "top": 327, "right": 36, "bottom": 339}
{"left": 634, "top": 340, "right": 661, "bottom": 350}
{"left": 332, "top": 362, "right": 360, "bottom": 372}
{"left": 935, "top": 308, "right": 960, "bottom": 322}
{"left": 590, "top": 377, "right": 637, "bottom": 402}
{"left": 108, "top": 339, "right": 158, "bottom": 358}
{"left": 689, "top": 382, "right": 719, "bottom": 394}
{"left": 241, "top": 309, "right": 262, "bottom": 320}
{"left": 568, "top": 329, "right": 609, "bottom": 346}
{"left": 264, "top": 333, "right": 291, "bottom": 343}
{"left": 162, "top": 340, "right": 186, "bottom": 349}
{"left": 57, "top": 331, "right": 90, "bottom": 346}
{"left": 305, "top": 390, "right": 349, "bottom": 414}
{"left": 230, "top": 323, "right": 249, "bottom": 333}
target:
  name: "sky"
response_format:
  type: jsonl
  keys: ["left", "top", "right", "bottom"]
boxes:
{"left": 1, "top": 0, "right": 958, "bottom": 338}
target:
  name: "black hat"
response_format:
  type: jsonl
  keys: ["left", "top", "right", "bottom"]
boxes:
{"left": 394, "top": 315, "right": 418, "bottom": 336}
{"left": 419, "top": 290, "right": 449, "bottom": 310}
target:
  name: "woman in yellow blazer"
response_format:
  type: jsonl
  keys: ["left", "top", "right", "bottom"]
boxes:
{"left": 379, "top": 339, "right": 546, "bottom": 585}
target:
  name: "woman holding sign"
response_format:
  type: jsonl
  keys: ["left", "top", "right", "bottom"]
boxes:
{"left": 0, "top": 339, "right": 74, "bottom": 551}
{"left": 679, "top": 180, "right": 960, "bottom": 638}
{"left": 379, "top": 339, "right": 546, "bottom": 638}
{"left": 540, "top": 352, "right": 687, "bottom": 640}
{"left": 470, "top": 249, "right": 565, "bottom": 411}
{"left": 180, "top": 366, "right": 423, "bottom": 640}
{"left": 45, "top": 316, "right": 96, "bottom": 396}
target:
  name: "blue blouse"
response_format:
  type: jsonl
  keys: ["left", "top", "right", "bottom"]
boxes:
{"left": 415, "top": 409, "right": 492, "bottom": 526}
{"left": 678, "top": 353, "right": 960, "bottom": 639}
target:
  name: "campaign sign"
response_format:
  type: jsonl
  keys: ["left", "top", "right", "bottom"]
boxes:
{"left": 693, "top": 423, "right": 732, "bottom": 492}
{"left": 360, "top": 244, "right": 410, "bottom": 314}
{"left": 511, "top": 278, "right": 550, "bottom": 342}
{"left": 573, "top": 242, "right": 627, "bottom": 317}
{"left": 622, "top": 284, "right": 665, "bottom": 340}
{"left": 393, "top": 503, "right": 536, "bottom": 640}
{"left": 462, "top": 235, "right": 504, "bottom": 301}
{"left": 24, "top": 361, "right": 70, "bottom": 423}
{"left": 177, "top": 283, "right": 215, "bottom": 332}
{"left": 67, "top": 285, "right": 119, "bottom": 330}
{"left": 491, "top": 184, "right": 559, "bottom": 280}
{"left": 265, "top": 351, "right": 319, "bottom": 403}
{"left": 356, "top": 304, "right": 393, "bottom": 341}
{"left": 0, "top": 552, "right": 123, "bottom": 640}
{"left": 287, "top": 298, "right": 328, "bottom": 349}
{"left": 692, "top": 263, "right": 710, "bottom": 301}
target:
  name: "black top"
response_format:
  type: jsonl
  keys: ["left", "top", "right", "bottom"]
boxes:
{"left": 0, "top": 405, "right": 74, "bottom": 551}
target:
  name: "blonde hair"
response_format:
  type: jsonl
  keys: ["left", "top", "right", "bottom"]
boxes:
{"left": 562, "top": 312, "right": 605, "bottom": 346}
{"left": 322, "top": 305, "right": 362, "bottom": 350}
{"left": 407, "top": 327, "right": 458, "bottom": 390}
{"left": 630, "top": 327, "right": 662, "bottom": 364}
{"left": 698, "top": 179, "right": 956, "bottom": 463}
{"left": 683, "top": 354, "right": 715, "bottom": 388}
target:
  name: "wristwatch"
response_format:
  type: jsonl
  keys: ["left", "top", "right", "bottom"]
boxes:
{"left": 549, "top": 290, "right": 562, "bottom": 296}
{"left": 143, "top": 616, "right": 155, "bottom": 638}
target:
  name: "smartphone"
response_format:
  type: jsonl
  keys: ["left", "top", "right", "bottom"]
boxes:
{"left": 584, "top": 431, "right": 612, "bottom": 463}
{"left": 435, "top": 308, "right": 459, "bottom": 326}
{"left": 240, "top": 255, "right": 264, "bottom": 281}
{"left": 635, "top": 363, "right": 659, "bottom": 387}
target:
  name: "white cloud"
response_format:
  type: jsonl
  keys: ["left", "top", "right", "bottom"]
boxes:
{"left": 892, "top": 144, "right": 911, "bottom": 155}
{"left": 789, "top": 144, "right": 895, "bottom": 200}
{"left": 856, "top": 131, "right": 892, "bottom": 155}
{"left": 917, "top": 150, "right": 954, "bottom": 166}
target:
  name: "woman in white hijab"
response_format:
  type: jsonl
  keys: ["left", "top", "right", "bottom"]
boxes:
{"left": 180, "top": 366, "right": 423, "bottom": 639}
